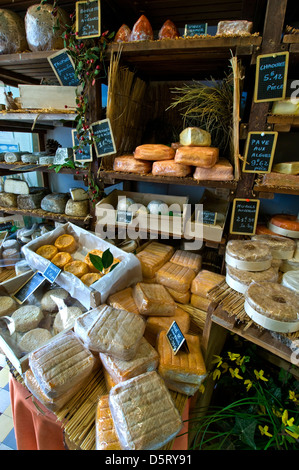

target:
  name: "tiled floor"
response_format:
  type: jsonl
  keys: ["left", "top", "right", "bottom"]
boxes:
{"left": 0, "top": 354, "right": 17, "bottom": 450}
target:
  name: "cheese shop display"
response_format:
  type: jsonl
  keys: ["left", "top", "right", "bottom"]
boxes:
{"left": 155, "top": 261, "right": 196, "bottom": 293}
{"left": 152, "top": 160, "right": 192, "bottom": 177}
{"left": 216, "top": 20, "right": 253, "bottom": 36}
{"left": 134, "top": 144, "right": 175, "bottom": 161}
{"left": 193, "top": 159, "right": 234, "bottom": 181}
{"left": 107, "top": 287, "right": 140, "bottom": 315}
{"left": 268, "top": 214, "right": 299, "bottom": 239}
{"left": 244, "top": 281, "right": 299, "bottom": 333}
{"left": 136, "top": 241, "right": 174, "bottom": 279}
{"left": 159, "top": 19, "right": 180, "bottom": 40}
{"left": 108, "top": 371, "right": 182, "bottom": 450}
{"left": 114, "top": 24, "right": 131, "bottom": 43}
{"left": 24, "top": 3, "right": 68, "bottom": 51}
{"left": 174, "top": 146, "right": 219, "bottom": 167}
{"left": 170, "top": 249, "right": 202, "bottom": 273}
{"left": 0, "top": 9, "right": 28, "bottom": 54}
{"left": 226, "top": 265, "right": 279, "bottom": 294}
{"left": 130, "top": 15, "right": 154, "bottom": 42}
{"left": 144, "top": 306, "right": 190, "bottom": 347}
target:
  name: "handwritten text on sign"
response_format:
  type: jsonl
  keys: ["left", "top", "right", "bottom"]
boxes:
{"left": 76, "top": 0, "right": 101, "bottom": 39}
{"left": 91, "top": 118, "right": 116, "bottom": 158}
{"left": 254, "top": 52, "right": 289, "bottom": 102}
{"left": 230, "top": 199, "right": 260, "bottom": 236}
{"left": 48, "top": 49, "right": 80, "bottom": 87}
{"left": 242, "top": 131, "right": 278, "bottom": 174}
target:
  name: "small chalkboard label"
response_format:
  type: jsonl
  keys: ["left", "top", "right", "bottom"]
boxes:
{"left": 71, "top": 129, "right": 93, "bottom": 163}
{"left": 242, "top": 131, "right": 278, "bottom": 174}
{"left": 202, "top": 210, "right": 217, "bottom": 225}
{"left": 48, "top": 49, "right": 80, "bottom": 87}
{"left": 254, "top": 52, "right": 289, "bottom": 102}
{"left": 76, "top": 0, "right": 101, "bottom": 39}
{"left": 116, "top": 210, "right": 133, "bottom": 224}
{"left": 184, "top": 23, "right": 208, "bottom": 36}
{"left": 43, "top": 262, "right": 61, "bottom": 284}
{"left": 12, "top": 272, "right": 46, "bottom": 304}
{"left": 166, "top": 321, "right": 189, "bottom": 355}
{"left": 91, "top": 118, "right": 116, "bottom": 158}
{"left": 0, "top": 221, "right": 13, "bottom": 232}
{"left": 230, "top": 198, "right": 260, "bottom": 236}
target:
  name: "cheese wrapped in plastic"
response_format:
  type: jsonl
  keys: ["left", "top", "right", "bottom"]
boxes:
{"left": 170, "top": 249, "right": 202, "bottom": 273}
{"left": 113, "top": 155, "right": 152, "bottom": 174}
{"left": 0, "top": 9, "right": 28, "bottom": 54}
{"left": 29, "top": 331, "right": 96, "bottom": 398}
{"left": 226, "top": 265, "right": 279, "bottom": 294}
{"left": 175, "top": 146, "right": 219, "bottom": 168}
{"left": 164, "top": 378, "right": 199, "bottom": 396}
{"left": 100, "top": 338, "right": 158, "bottom": 384}
{"left": 251, "top": 234, "right": 296, "bottom": 260}
{"left": 156, "top": 262, "right": 196, "bottom": 293}
{"left": 216, "top": 20, "right": 253, "bottom": 36}
{"left": 96, "top": 395, "right": 122, "bottom": 450}
{"left": 132, "top": 282, "right": 176, "bottom": 316}
{"left": 130, "top": 15, "right": 154, "bottom": 41}
{"left": 158, "top": 20, "right": 179, "bottom": 40}
{"left": 165, "top": 286, "right": 190, "bottom": 304}
{"left": 109, "top": 371, "right": 182, "bottom": 450}
{"left": 152, "top": 160, "right": 192, "bottom": 177}
{"left": 107, "top": 287, "right": 139, "bottom": 315}
{"left": 157, "top": 331, "right": 206, "bottom": 385}
{"left": 225, "top": 240, "right": 272, "bottom": 271}
{"left": 134, "top": 144, "right": 175, "bottom": 161}
{"left": 179, "top": 127, "right": 211, "bottom": 147}
{"left": 114, "top": 24, "right": 131, "bottom": 43}
{"left": 193, "top": 159, "right": 234, "bottom": 181}
{"left": 191, "top": 269, "right": 225, "bottom": 297}
{"left": 144, "top": 306, "right": 190, "bottom": 347}
{"left": 190, "top": 294, "right": 212, "bottom": 312}
{"left": 103, "top": 369, "right": 116, "bottom": 392}
{"left": 74, "top": 304, "right": 145, "bottom": 360}
{"left": 25, "top": 4, "right": 68, "bottom": 51}
{"left": 137, "top": 242, "right": 174, "bottom": 279}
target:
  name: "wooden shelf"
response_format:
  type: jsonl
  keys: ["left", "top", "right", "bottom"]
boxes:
{"left": 283, "top": 34, "right": 299, "bottom": 44}
{"left": 0, "top": 162, "right": 87, "bottom": 176}
{"left": 100, "top": 170, "right": 238, "bottom": 190}
{"left": 0, "top": 110, "right": 76, "bottom": 124}
{"left": 107, "top": 36, "right": 262, "bottom": 79}
{"left": 0, "top": 205, "right": 90, "bottom": 226}
{"left": 254, "top": 184, "right": 299, "bottom": 196}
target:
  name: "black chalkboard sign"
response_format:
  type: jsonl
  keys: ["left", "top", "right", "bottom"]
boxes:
{"left": 76, "top": 0, "right": 101, "bottom": 39}
{"left": 48, "top": 49, "right": 80, "bottom": 87}
{"left": 91, "top": 118, "right": 116, "bottom": 158}
{"left": 166, "top": 321, "right": 189, "bottom": 355}
{"left": 242, "top": 131, "right": 278, "bottom": 174}
{"left": 71, "top": 129, "right": 93, "bottom": 163}
{"left": 12, "top": 272, "right": 46, "bottom": 304}
{"left": 230, "top": 198, "right": 260, "bottom": 236}
{"left": 184, "top": 23, "right": 208, "bottom": 36}
{"left": 254, "top": 52, "right": 289, "bottom": 102}
{"left": 116, "top": 210, "right": 133, "bottom": 224}
{"left": 202, "top": 210, "right": 217, "bottom": 225}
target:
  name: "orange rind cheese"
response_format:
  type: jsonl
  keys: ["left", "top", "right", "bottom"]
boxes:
{"left": 36, "top": 244, "right": 58, "bottom": 260}
{"left": 64, "top": 260, "right": 90, "bottom": 278}
{"left": 54, "top": 234, "right": 77, "bottom": 253}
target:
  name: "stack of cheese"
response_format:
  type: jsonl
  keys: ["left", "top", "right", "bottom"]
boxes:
{"left": 113, "top": 127, "right": 234, "bottom": 181}
{"left": 35, "top": 233, "right": 121, "bottom": 286}
{"left": 251, "top": 233, "right": 297, "bottom": 275}
{"left": 190, "top": 269, "right": 225, "bottom": 311}
{"left": 266, "top": 214, "right": 299, "bottom": 273}
{"left": 225, "top": 240, "right": 278, "bottom": 294}
{"left": 0, "top": 238, "right": 21, "bottom": 266}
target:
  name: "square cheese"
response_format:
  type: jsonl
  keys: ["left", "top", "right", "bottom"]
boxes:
{"left": 107, "top": 287, "right": 139, "bottom": 315}
{"left": 137, "top": 242, "right": 174, "bottom": 279}
{"left": 144, "top": 306, "right": 190, "bottom": 347}
{"left": 96, "top": 395, "right": 122, "bottom": 450}
{"left": 170, "top": 250, "right": 202, "bottom": 273}
{"left": 132, "top": 282, "right": 176, "bottom": 316}
{"left": 157, "top": 331, "right": 206, "bottom": 385}
{"left": 191, "top": 269, "right": 225, "bottom": 297}
{"left": 156, "top": 261, "right": 196, "bottom": 293}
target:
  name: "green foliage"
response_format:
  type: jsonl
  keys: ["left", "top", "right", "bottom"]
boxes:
{"left": 89, "top": 248, "right": 119, "bottom": 275}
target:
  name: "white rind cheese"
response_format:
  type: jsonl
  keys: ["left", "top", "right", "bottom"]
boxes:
{"left": 4, "top": 178, "right": 30, "bottom": 195}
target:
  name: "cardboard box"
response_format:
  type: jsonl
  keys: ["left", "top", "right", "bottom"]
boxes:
{"left": 184, "top": 190, "right": 230, "bottom": 243}
{"left": 95, "top": 190, "right": 189, "bottom": 237}
{"left": 19, "top": 85, "right": 79, "bottom": 110}
{"left": 22, "top": 222, "right": 142, "bottom": 310}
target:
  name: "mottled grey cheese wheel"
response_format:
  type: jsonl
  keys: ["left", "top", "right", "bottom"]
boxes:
{"left": 0, "top": 9, "right": 28, "bottom": 54}
{"left": 25, "top": 4, "right": 68, "bottom": 52}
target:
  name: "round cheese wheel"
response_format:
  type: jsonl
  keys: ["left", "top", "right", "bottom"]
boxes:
{"left": 53, "top": 306, "right": 84, "bottom": 334}
{"left": 225, "top": 240, "right": 272, "bottom": 271}
{"left": 268, "top": 214, "right": 299, "bottom": 238}
{"left": 41, "top": 288, "right": 69, "bottom": 313}
{"left": 64, "top": 260, "right": 90, "bottom": 278}
{"left": 81, "top": 273, "right": 103, "bottom": 287}
{"left": 18, "top": 328, "right": 52, "bottom": 354}
{"left": 147, "top": 200, "right": 169, "bottom": 215}
{"left": 0, "top": 9, "right": 28, "bottom": 54}
{"left": 245, "top": 281, "right": 299, "bottom": 333}
{"left": 51, "top": 251, "right": 73, "bottom": 269}
{"left": 36, "top": 244, "right": 58, "bottom": 260}
{"left": 226, "top": 265, "right": 278, "bottom": 294}
{"left": 0, "top": 296, "right": 16, "bottom": 317}
{"left": 84, "top": 249, "right": 104, "bottom": 273}
{"left": 11, "top": 305, "right": 43, "bottom": 333}
{"left": 25, "top": 4, "right": 68, "bottom": 51}
{"left": 251, "top": 234, "right": 296, "bottom": 260}
{"left": 54, "top": 234, "right": 77, "bottom": 253}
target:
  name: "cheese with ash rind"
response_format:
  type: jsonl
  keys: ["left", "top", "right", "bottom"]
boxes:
{"left": 4, "top": 178, "right": 30, "bottom": 195}
{"left": 70, "top": 188, "right": 89, "bottom": 201}
{"left": 17, "top": 189, "right": 49, "bottom": 210}
{"left": 41, "top": 193, "right": 68, "bottom": 214}
{"left": 65, "top": 199, "right": 89, "bottom": 217}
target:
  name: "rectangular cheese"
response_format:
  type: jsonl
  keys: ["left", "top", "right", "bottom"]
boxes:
{"left": 261, "top": 172, "right": 299, "bottom": 189}
{"left": 96, "top": 395, "right": 122, "bottom": 450}
{"left": 152, "top": 160, "right": 192, "bottom": 177}
{"left": 157, "top": 331, "right": 206, "bottom": 385}
{"left": 164, "top": 378, "right": 199, "bottom": 396}
{"left": 216, "top": 20, "right": 253, "bottom": 36}
{"left": 137, "top": 242, "right": 174, "bottom": 279}
{"left": 132, "top": 282, "right": 176, "bottom": 316}
{"left": 193, "top": 159, "right": 234, "bottom": 181}
{"left": 272, "top": 162, "right": 299, "bottom": 175}
{"left": 190, "top": 293, "right": 212, "bottom": 312}
{"left": 170, "top": 250, "right": 202, "bottom": 273}
{"left": 175, "top": 146, "right": 219, "bottom": 168}
{"left": 165, "top": 286, "right": 190, "bottom": 304}
{"left": 191, "top": 269, "right": 225, "bottom": 297}
{"left": 107, "top": 287, "right": 139, "bottom": 315}
{"left": 4, "top": 178, "right": 30, "bottom": 195}
{"left": 144, "top": 306, "right": 190, "bottom": 347}
{"left": 156, "top": 261, "right": 196, "bottom": 293}
{"left": 134, "top": 144, "right": 175, "bottom": 161}
{"left": 113, "top": 155, "right": 152, "bottom": 174}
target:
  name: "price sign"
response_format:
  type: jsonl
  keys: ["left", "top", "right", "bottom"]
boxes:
{"left": 230, "top": 199, "right": 260, "bottom": 236}
{"left": 71, "top": 129, "right": 93, "bottom": 163}
{"left": 116, "top": 210, "right": 133, "bottom": 224}
{"left": 91, "top": 118, "right": 116, "bottom": 158}
{"left": 12, "top": 272, "right": 46, "bottom": 304}
{"left": 166, "top": 321, "right": 189, "bottom": 355}
{"left": 43, "top": 262, "right": 61, "bottom": 284}
{"left": 254, "top": 52, "right": 289, "bottom": 102}
{"left": 48, "top": 49, "right": 80, "bottom": 87}
{"left": 184, "top": 23, "right": 208, "bottom": 36}
{"left": 242, "top": 131, "right": 278, "bottom": 173}
{"left": 76, "top": 0, "right": 101, "bottom": 39}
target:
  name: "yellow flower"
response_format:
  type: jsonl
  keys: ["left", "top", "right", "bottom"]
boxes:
{"left": 229, "top": 367, "right": 243, "bottom": 379}
{"left": 289, "top": 390, "right": 299, "bottom": 403}
{"left": 228, "top": 352, "right": 240, "bottom": 361}
{"left": 211, "top": 355, "right": 223, "bottom": 368}
{"left": 285, "top": 428, "right": 299, "bottom": 440}
{"left": 213, "top": 368, "right": 221, "bottom": 381}
{"left": 259, "top": 425, "right": 272, "bottom": 437}
{"left": 236, "top": 355, "right": 246, "bottom": 367}
{"left": 272, "top": 407, "right": 282, "bottom": 418}
{"left": 254, "top": 369, "right": 268, "bottom": 381}
{"left": 221, "top": 362, "right": 229, "bottom": 373}
{"left": 282, "top": 409, "right": 288, "bottom": 426}
{"left": 244, "top": 379, "right": 252, "bottom": 391}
